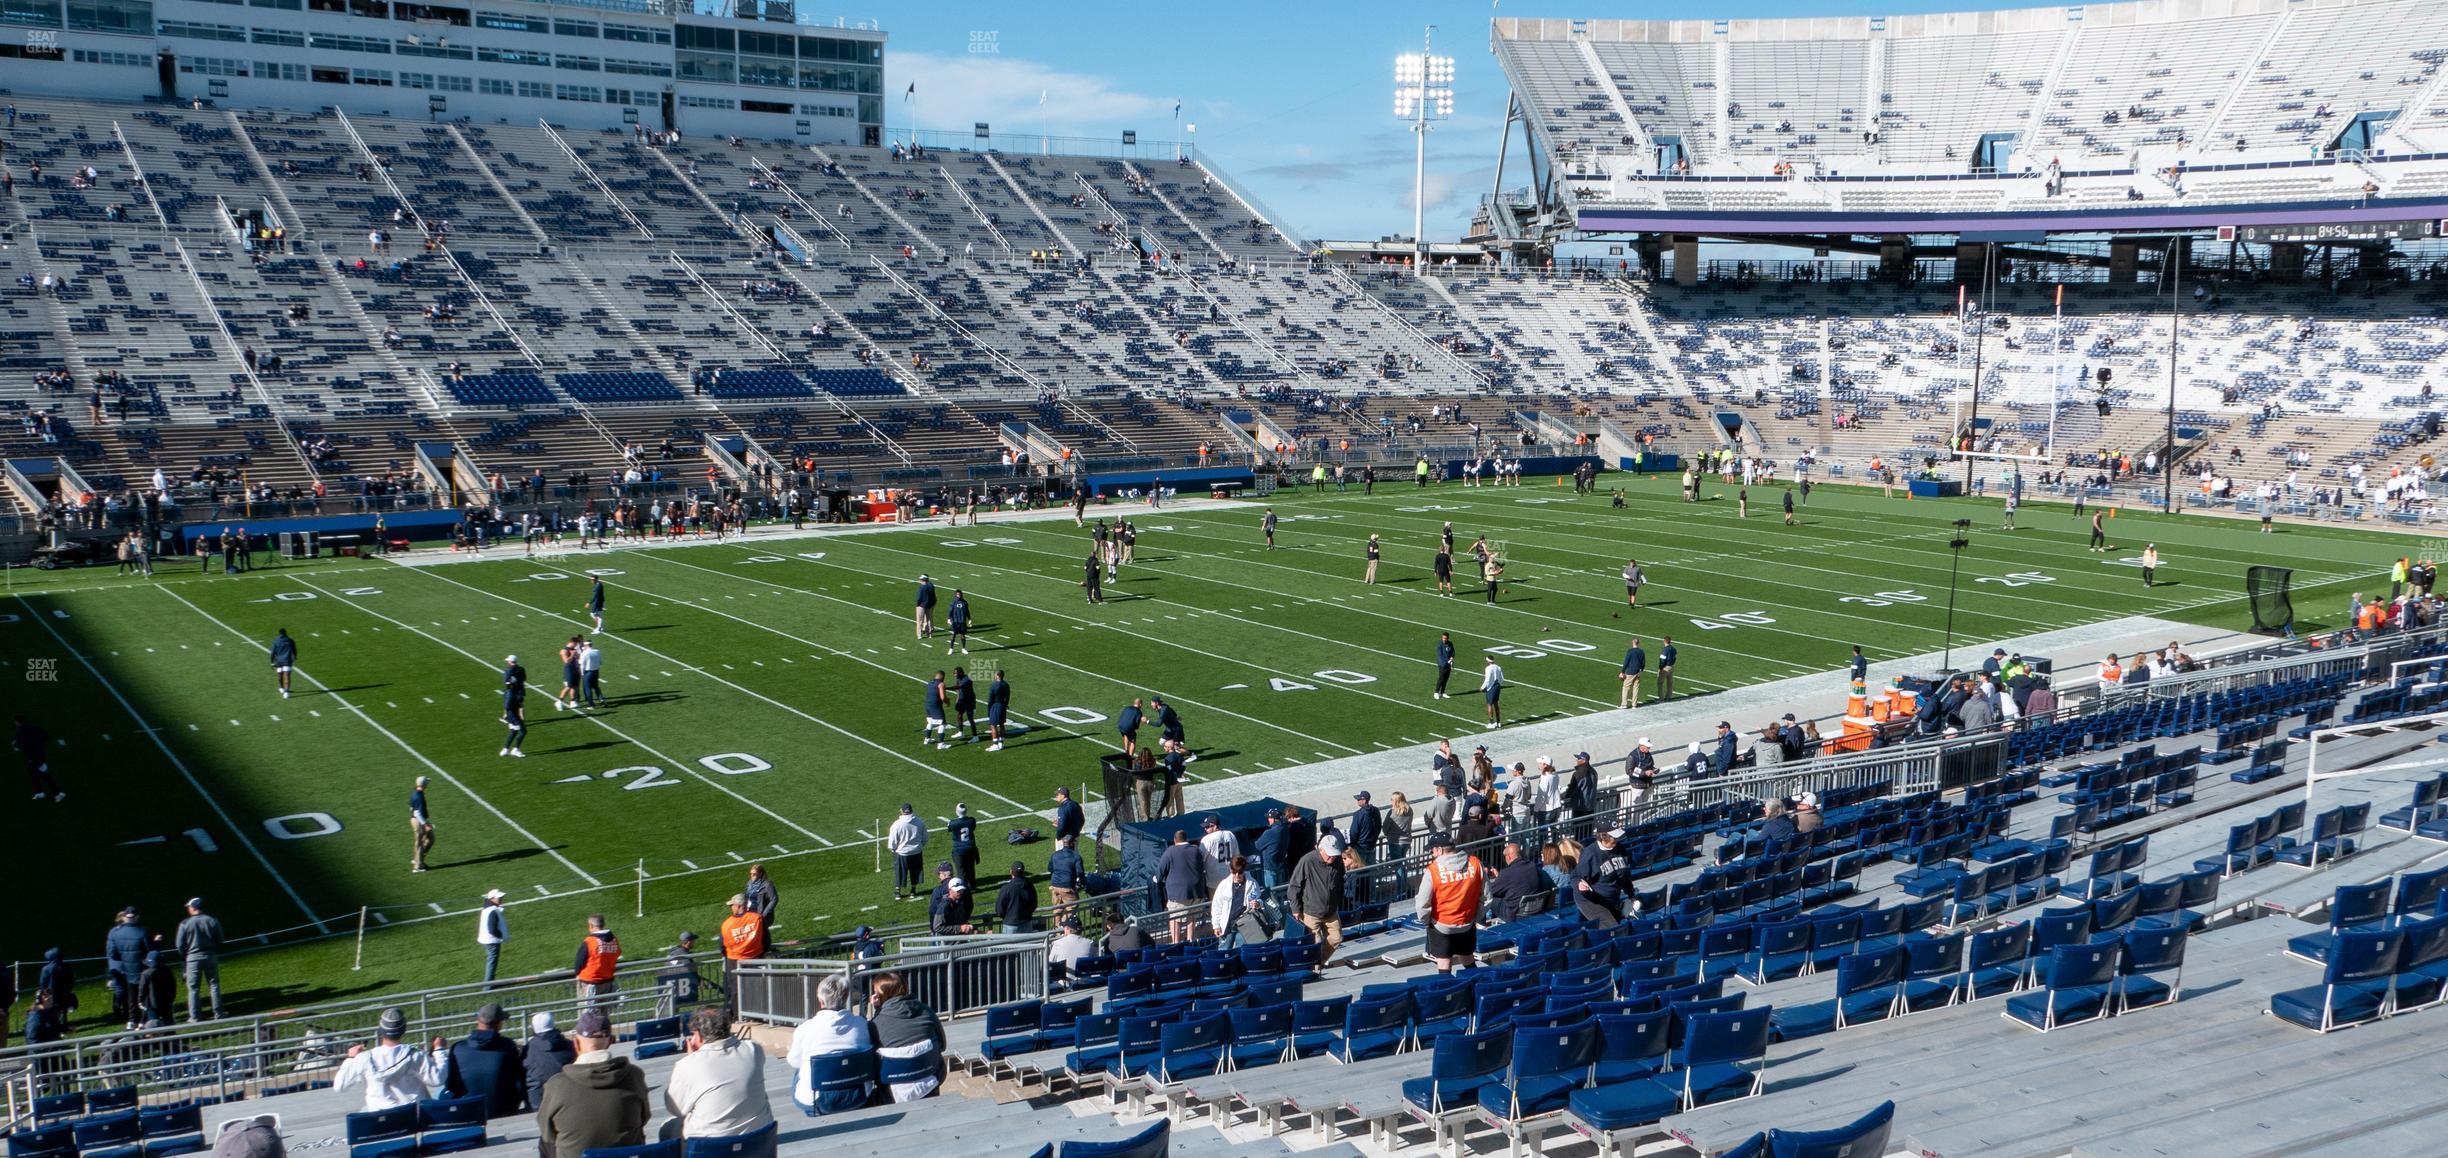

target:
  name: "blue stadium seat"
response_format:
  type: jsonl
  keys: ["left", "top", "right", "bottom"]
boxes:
{"left": 343, "top": 1106, "right": 419, "bottom": 1158}
{"left": 1566, "top": 1006, "right": 1773, "bottom": 1136}
{"left": 1338, "top": 992, "right": 1415, "bottom": 1062}
{"left": 796, "top": 1050, "right": 876, "bottom": 1115}
{"left": 681, "top": 1122, "right": 776, "bottom": 1158}
{"left": 2270, "top": 928, "right": 2403, "bottom": 1033}
{"left": 1227, "top": 1003, "right": 1293, "bottom": 1069}
{"left": 2005, "top": 943, "right": 2123, "bottom": 1032}
{"left": 136, "top": 1105, "right": 204, "bottom": 1158}
{"left": 7, "top": 1125, "right": 74, "bottom": 1158}
{"left": 1400, "top": 1025, "right": 1513, "bottom": 1125}
{"left": 2117, "top": 928, "right": 2189, "bottom": 1013}
{"left": 1150, "top": 1012, "right": 1230, "bottom": 1082}
{"left": 72, "top": 1113, "right": 143, "bottom": 1158}
{"left": 1056, "top": 1120, "right": 1165, "bottom": 1158}
{"left": 1762, "top": 1100, "right": 1897, "bottom": 1158}
{"left": 86, "top": 1089, "right": 138, "bottom": 1116}
{"left": 1473, "top": 1019, "right": 1601, "bottom": 1154}
{"left": 630, "top": 1016, "right": 684, "bottom": 1060}
{"left": 1771, "top": 946, "right": 1906, "bottom": 1040}
{"left": 582, "top": 1142, "right": 681, "bottom": 1158}
{"left": 1590, "top": 1009, "right": 1672, "bottom": 1084}
{"left": 414, "top": 1096, "right": 488, "bottom": 1155}
{"left": 1287, "top": 995, "right": 1351, "bottom": 1058}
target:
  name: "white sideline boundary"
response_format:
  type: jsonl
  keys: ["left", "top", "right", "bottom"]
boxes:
{"left": 375, "top": 497, "right": 1251, "bottom": 569}
{"left": 1174, "top": 614, "right": 2262, "bottom": 817}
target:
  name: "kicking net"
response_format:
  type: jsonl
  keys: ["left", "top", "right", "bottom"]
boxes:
{"left": 2246, "top": 565, "right": 2295, "bottom": 634}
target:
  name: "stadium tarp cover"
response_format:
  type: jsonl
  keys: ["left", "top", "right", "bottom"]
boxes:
{"left": 1117, "top": 796, "right": 1295, "bottom": 918}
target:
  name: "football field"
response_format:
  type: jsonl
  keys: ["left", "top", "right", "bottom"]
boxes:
{"left": 0, "top": 478, "right": 2421, "bottom": 1014}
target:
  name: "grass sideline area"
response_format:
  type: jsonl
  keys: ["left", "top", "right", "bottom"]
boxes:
{"left": 0, "top": 476, "right": 2422, "bottom": 1027}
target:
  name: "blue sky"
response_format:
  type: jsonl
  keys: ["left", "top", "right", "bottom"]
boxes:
{"left": 869, "top": 0, "right": 2018, "bottom": 241}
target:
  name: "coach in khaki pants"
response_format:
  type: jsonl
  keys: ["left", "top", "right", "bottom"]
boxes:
{"left": 1287, "top": 836, "right": 1347, "bottom": 967}
{"left": 410, "top": 776, "right": 436, "bottom": 873}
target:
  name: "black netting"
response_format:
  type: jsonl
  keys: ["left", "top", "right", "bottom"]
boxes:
{"left": 2247, "top": 565, "right": 2294, "bottom": 633}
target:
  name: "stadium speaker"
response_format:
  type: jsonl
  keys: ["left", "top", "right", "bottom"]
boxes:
{"left": 2246, "top": 565, "right": 2295, "bottom": 634}
{"left": 2427, "top": 413, "right": 2441, "bottom": 438}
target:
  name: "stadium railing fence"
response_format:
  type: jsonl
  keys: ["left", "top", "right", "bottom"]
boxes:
{"left": 0, "top": 954, "right": 718, "bottom": 1119}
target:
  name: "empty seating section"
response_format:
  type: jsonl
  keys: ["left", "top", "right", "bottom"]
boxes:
{"left": 455, "top": 124, "right": 641, "bottom": 242}
{"left": 1502, "top": 39, "right": 1637, "bottom": 167}
{"left": 1879, "top": 30, "right": 2065, "bottom": 165}
{"left": 12, "top": 89, "right": 2443, "bottom": 498}
{"left": 560, "top": 131, "right": 740, "bottom": 243}
{"left": 1196, "top": 269, "right": 1475, "bottom": 389}
{"left": 2210, "top": 1, "right": 2447, "bottom": 151}
{"left": 2033, "top": 13, "right": 2280, "bottom": 159}
{"left": 1433, "top": 273, "right": 1655, "bottom": 393}
{"left": 1592, "top": 42, "right": 1721, "bottom": 166}
{"left": 1726, "top": 41, "right": 1869, "bottom": 157}
{"left": 1144, "top": 162, "right": 1302, "bottom": 264}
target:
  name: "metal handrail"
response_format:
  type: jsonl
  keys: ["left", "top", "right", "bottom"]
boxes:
{"left": 0, "top": 955, "right": 718, "bottom": 1115}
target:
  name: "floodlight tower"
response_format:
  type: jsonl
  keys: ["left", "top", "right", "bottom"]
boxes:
{"left": 1394, "top": 28, "right": 1454, "bottom": 276}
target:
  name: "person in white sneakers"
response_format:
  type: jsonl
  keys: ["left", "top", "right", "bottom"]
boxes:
{"left": 268, "top": 629, "right": 297, "bottom": 699}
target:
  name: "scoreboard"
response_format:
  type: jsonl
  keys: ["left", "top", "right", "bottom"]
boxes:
{"left": 2216, "top": 220, "right": 2444, "bottom": 243}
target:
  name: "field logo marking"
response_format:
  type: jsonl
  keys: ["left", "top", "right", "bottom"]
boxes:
{"left": 263, "top": 812, "right": 342, "bottom": 840}
{"left": 1974, "top": 571, "right": 2059, "bottom": 588}
{"left": 701, "top": 752, "right": 772, "bottom": 776}
{"left": 1037, "top": 705, "right": 1108, "bottom": 725}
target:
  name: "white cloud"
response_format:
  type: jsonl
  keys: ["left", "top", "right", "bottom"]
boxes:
{"left": 885, "top": 50, "right": 1172, "bottom": 135}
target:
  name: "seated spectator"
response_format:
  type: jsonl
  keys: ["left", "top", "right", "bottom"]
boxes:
{"left": 1794, "top": 793, "right": 1825, "bottom": 835}
{"left": 534, "top": 1008, "right": 648, "bottom": 1158}
{"left": 518, "top": 1008, "right": 570, "bottom": 1106}
{"left": 787, "top": 974, "right": 869, "bottom": 1112}
{"left": 866, "top": 972, "right": 945, "bottom": 1102}
{"left": 1760, "top": 800, "right": 1800, "bottom": 853}
{"left": 333, "top": 1007, "right": 442, "bottom": 1111}
{"left": 441, "top": 1001, "right": 526, "bottom": 1118}
{"left": 1049, "top": 917, "right": 1096, "bottom": 980}
{"left": 1485, "top": 842, "right": 1545, "bottom": 921}
{"left": 1103, "top": 921, "right": 1150, "bottom": 955}
{"left": 660, "top": 1008, "right": 772, "bottom": 1141}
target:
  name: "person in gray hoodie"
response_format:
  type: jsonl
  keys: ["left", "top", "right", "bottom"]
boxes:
{"left": 865, "top": 972, "right": 944, "bottom": 1102}
{"left": 333, "top": 1008, "right": 444, "bottom": 1111}
{"left": 535, "top": 1008, "right": 649, "bottom": 1158}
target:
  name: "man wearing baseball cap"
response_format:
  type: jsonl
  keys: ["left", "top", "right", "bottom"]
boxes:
{"left": 1287, "top": 834, "right": 1348, "bottom": 966}
{"left": 440, "top": 1001, "right": 524, "bottom": 1117}
{"left": 476, "top": 889, "right": 508, "bottom": 986}
{"left": 719, "top": 894, "right": 767, "bottom": 1016}
{"left": 1571, "top": 827, "right": 1634, "bottom": 929}
{"left": 1415, "top": 835, "right": 1489, "bottom": 974}
{"left": 1348, "top": 791, "right": 1382, "bottom": 862}
{"left": 176, "top": 897, "right": 224, "bottom": 1023}
{"left": 534, "top": 1007, "right": 648, "bottom": 1158}
{"left": 1625, "top": 740, "right": 1658, "bottom": 813}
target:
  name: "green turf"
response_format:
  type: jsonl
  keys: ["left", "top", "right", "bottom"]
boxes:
{"left": 0, "top": 478, "right": 2421, "bottom": 1025}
